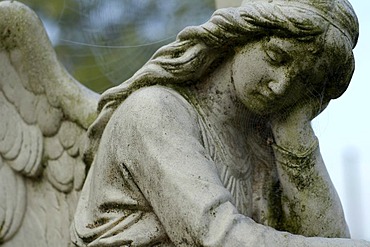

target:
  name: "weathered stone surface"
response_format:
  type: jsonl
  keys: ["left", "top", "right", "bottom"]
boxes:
{"left": 1, "top": 0, "right": 369, "bottom": 246}
{"left": 0, "top": 1, "right": 98, "bottom": 245}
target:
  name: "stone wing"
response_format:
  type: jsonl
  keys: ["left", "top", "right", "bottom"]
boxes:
{"left": 0, "top": 1, "right": 99, "bottom": 245}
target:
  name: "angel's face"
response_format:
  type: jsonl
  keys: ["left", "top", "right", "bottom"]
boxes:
{"left": 232, "top": 36, "right": 325, "bottom": 115}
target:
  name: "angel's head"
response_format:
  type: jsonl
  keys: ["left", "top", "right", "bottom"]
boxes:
{"left": 229, "top": 0, "right": 359, "bottom": 114}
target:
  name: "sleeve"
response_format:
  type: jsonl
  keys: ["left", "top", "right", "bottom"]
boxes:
{"left": 271, "top": 137, "right": 350, "bottom": 237}
{"left": 111, "top": 86, "right": 362, "bottom": 247}
{"left": 110, "top": 86, "right": 277, "bottom": 246}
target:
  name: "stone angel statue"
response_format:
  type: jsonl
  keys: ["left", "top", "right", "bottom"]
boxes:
{"left": 0, "top": 1, "right": 98, "bottom": 246}
{"left": 0, "top": 0, "right": 369, "bottom": 246}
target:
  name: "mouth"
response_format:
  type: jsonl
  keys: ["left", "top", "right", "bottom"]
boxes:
{"left": 248, "top": 91, "right": 282, "bottom": 115}
{"left": 255, "top": 91, "right": 276, "bottom": 102}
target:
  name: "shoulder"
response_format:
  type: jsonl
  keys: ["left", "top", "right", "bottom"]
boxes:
{"left": 112, "top": 86, "right": 200, "bottom": 132}
{"left": 125, "top": 85, "right": 190, "bottom": 108}
{"left": 121, "top": 86, "right": 197, "bottom": 118}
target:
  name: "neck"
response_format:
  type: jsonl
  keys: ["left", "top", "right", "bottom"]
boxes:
{"left": 186, "top": 57, "right": 273, "bottom": 150}
{"left": 189, "top": 57, "right": 252, "bottom": 129}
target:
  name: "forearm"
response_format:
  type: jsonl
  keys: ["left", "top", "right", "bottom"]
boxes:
{"left": 271, "top": 122, "right": 349, "bottom": 237}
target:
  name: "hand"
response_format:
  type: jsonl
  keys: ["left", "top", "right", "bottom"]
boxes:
{"left": 271, "top": 96, "right": 330, "bottom": 129}
{"left": 269, "top": 96, "right": 330, "bottom": 151}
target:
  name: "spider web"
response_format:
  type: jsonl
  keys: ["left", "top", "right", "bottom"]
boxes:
{"left": 27, "top": 0, "right": 215, "bottom": 92}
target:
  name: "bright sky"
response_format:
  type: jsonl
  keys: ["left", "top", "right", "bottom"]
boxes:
{"left": 312, "top": 0, "right": 370, "bottom": 240}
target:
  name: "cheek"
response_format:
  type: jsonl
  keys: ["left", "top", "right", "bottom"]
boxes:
{"left": 232, "top": 62, "right": 261, "bottom": 100}
{"left": 232, "top": 73, "right": 252, "bottom": 106}
{"left": 233, "top": 76, "right": 271, "bottom": 114}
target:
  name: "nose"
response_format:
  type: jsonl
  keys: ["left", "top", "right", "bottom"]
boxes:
{"left": 267, "top": 74, "right": 289, "bottom": 96}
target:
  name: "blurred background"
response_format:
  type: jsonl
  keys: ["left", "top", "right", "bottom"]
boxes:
{"left": 19, "top": 0, "right": 215, "bottom": 92}
{"left": 18, "top": 0, "right": 369, "bottom": 240}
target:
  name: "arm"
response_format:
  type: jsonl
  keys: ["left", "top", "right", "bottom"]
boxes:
{"left": 113, "top": 86, "right": 282, "bottom": 246}
{"left": 112, "top": 86, "right": 368, "bottom": 246}
{"left": 270, "top": 99, "right": 349, "bottom": 237}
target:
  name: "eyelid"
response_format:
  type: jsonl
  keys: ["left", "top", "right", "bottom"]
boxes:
{"left": 263, "top": 45, "right": 290, "bottom": 65}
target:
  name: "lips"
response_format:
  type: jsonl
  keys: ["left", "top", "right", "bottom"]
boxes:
{"left": 255, "top": 90, "right": 276, "bottom": 102}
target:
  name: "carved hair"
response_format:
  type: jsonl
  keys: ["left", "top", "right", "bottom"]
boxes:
{"left": 84, "top": 0, "right": 358, "bottom": 164}
{"left": 97, "top": 1, "right": 357, "bottom": 111}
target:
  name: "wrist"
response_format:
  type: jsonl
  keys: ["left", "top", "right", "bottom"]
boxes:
{"left": 272, "top": 136, "right": 319, "bottom": 159}
{"left": 272, "top": 136, "right": 319, "bottom": 190}
{"left": 271, "top": 119, "right": 316, "bottom": 152}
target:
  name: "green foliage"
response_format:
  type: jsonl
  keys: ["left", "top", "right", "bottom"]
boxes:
{"left": 21, "top": 0, "right": 215, "bottom": 93}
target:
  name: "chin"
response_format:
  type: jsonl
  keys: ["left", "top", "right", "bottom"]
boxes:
{"left": 242, "top": 99, "right": 271, "bottom": 115}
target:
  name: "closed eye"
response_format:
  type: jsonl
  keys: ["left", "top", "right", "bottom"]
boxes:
{"left": 263, "top": 45, "right": 290, "bottom": 66}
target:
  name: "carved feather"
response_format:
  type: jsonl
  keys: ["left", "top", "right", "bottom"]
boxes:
{"left": 0, "top": 1, "right": 99, "bottom": 245}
